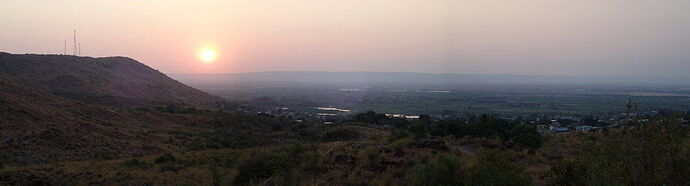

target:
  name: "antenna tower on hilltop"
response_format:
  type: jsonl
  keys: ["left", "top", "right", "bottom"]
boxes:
{"left": 73, "top": 30, "right": 77, "bottom": 56}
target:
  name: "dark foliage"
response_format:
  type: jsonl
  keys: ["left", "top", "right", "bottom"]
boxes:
{"left": 405, "top": 151, "right": 530, "bottom": 186}
{"left": 321, "top": 129, "right": 362, "bottom": 141}
{"left": 405, "top": 154, "right": 464, "bottom": 186}
{"left": 234, "top": 153, "right": 290, "bottom": 185}
{"left": 352, "top": 111, "right": 390, "bottom": 124}
{"left": 547, "top": 119, "right": 690, "bottom": 186}
{"left": 464, "top": 150, "right": 531, "bottom": 186}
{"left": 358, "top": 112, "right": 543, "bottom": 149}
{"left": 154, "top": 153, "right": 176, "bottom": 164}
{"left": 122, "top": 159, "right": 149, "bottom": 168}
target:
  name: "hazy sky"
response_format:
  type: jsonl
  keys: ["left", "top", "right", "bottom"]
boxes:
{"left": 1, "top": 0, "right": 689, "bottom": 77}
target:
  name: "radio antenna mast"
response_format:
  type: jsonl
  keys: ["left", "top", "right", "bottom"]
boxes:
{"left": 63, "top": 40, "right": 67, "bottom": 55}
{"left": 73, "top": 30, "right": 77, "bottom": 56}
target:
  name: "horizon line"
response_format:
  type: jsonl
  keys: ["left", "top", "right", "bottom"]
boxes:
{"left": 168, "top": 70, "right": 690, "bottom": 80}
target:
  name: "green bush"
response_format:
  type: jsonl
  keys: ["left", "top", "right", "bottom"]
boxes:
{"left": 389, "top": 128, "right": 411, "bottom": 141}
{"left": 405, "top": 154, "right": 464, "bottom": 186}
{"left": 391, "top": 137, "right": 413, "bottom": 155}
{"left": 154, "top": 153, "right": 176, "bottom": 164}
{"left": 512, "top": 133, "right": 542, "bottom": 149}
{"left": 122, "top": 159, "right": 148, "bottom": 168}
{"left": 363, "top": 147, "right": 381, "bottom": 164}
{"left": 321, "top": 129, "right": 362, "bottom": 141}
{"left": 464, "top": 150, "right": 531, "bottom": 186}
{"left": 93, "top": 149, "right": 116, "bottom": 160}
{"left": 233, "top": 153, "right": 290, "bottom": 185}
{"left": 547, "top": 121, "right": 690, "bottom": 186}
{"left": 409, "top": 123, "right": 428, "bottom": 140}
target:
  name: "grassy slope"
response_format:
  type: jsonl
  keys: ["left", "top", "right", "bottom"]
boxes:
{"left": 0, "top": 52, "right": 227, "bottom": 108}
{"left": 0, "top": 123, "right": 588, "bottom": 185}
{"left": 0, "top": 76, "right": 223, "bottom": 165}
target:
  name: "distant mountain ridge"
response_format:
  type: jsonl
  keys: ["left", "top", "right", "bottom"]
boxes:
{"left": 172, "top": 71, "right": 690, "bottom": 86}
{"left": 0, "top": 52, "right": 227, "bottom": 108}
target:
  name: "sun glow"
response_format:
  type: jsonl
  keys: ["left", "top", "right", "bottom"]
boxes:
{"left": 198, "top": 48, "right": 217, "bottom": 63}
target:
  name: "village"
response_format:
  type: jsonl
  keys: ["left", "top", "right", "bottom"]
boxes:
{"left": 235, "top": 100, "right": 680, "bottom": 135}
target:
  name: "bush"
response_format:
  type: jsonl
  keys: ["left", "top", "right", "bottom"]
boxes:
{"left": 352, "top": 111, "right": 389, "bottom": 124}
{"left": 362, "top": 147, "right": 381, "bottom": 164}
{"left": 391, "top": 137, "right": 413, "bottom": 156}
{"left": 405, "top": 154, "right": 464, "bottom": 186}
{"left": 508, "top": 124, "right": 543, "bottom": 149}
{"left": 234, "top": 153, "right": 290, "bottom": 185}
{"left": 409, "top": 123, "right": 428, "bottom": 140}
{"left": 390, "top": 128, "right": 411, "bottom": 141}
{"left": 122, "top": 159, "right": 148, "bottom": 168}
{"left": 546, "top": 121, "right": 690, "bottom": 186}
{"left": 93, "top": 149, "right": 116, "bottom": 160}
{"left": 154, "top": 153, "right": 176, "bottom": 164}
{"left": 321, "top": 129, "right": 362, "bottom": 141}
{"left": 511, "top": 133, "right": 542, "bottom": 149}
{"left": 464, "top": 150, "right": 531, "bottom": 186}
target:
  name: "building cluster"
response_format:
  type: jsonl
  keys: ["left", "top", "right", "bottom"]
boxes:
{"left": 235, "top": 100, "right": 686, "bottom": 131}
{"left": 534, "top": 110, "right": 670, "bottom": 134}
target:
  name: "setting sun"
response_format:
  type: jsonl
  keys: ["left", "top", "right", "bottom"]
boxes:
{"left": 198, "top": 48, "right": 217, "bottom": 63}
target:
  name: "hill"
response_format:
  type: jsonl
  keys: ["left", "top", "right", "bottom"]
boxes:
{"left": 0, "top": 52, "right": 286, "bottom": 166}
{"left": 0, "top": 74, "right": 212, "bottom": 165}
{"left": 0, "top": 52, "right": 227, "bottom": 108}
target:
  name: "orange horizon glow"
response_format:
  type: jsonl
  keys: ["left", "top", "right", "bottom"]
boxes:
{"left": 2, "top": 0, "right": 690, "bottom": 77}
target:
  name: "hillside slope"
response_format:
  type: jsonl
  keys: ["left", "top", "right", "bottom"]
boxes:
{"left": 0, "top": 75, "right": 218, "bottom": 165}
{"left": 0, "top": 53, "right": 282, "bottom": 166}
{"left": 0, "top": 52, "right": 226, "bottom": 108}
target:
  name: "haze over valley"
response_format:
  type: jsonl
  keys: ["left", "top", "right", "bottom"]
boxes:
{"left": 1, "top": 1, "right": 689, "bottom": 185}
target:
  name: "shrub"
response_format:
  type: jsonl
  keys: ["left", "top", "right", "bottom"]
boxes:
{"left": 165, "top": 105, "right": 180, "bottom": 113}
{"left": 321, "top": 129, "right": 362, "bottom": 141}
{"left": 93, "top": 149, "right": 116, "bottom": 160}
{"left": 511, "top": 133, "right": 542, "bottom": 149}
{"left": 154, "top": 153, "right": 176, "bottom": 164}
{"left": 122, "top": 159, "right": 148, "bottom": 168}
{"left": 409, "top": 123, "right": 428, "bottom": 140}
{"left": 391, "top": 137, "right": 413, "bottom": 155}
{"left": 362, "top": 147, "right": 381, "bottom": 164}
{"left": 464, "top": 150, "right": 531, "bottom": 186}
{"left": 233, "top": 153, "right": 290, "bottom": 185}
{"left": 546, "top": 121, "right": 690, "bottom": 186}
{"left": 405, "top": 154, "right": 464, "bottom": 186}
{"left": 353, "top": 111, "right": 389, "bottom": 124}
{"left": 389, "top": 128, "right": 411, "bottom": 141}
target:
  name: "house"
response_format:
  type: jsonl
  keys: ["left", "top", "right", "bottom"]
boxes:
{"left": 550, "top": 126, "right": 570, "bottom": 133}
{"left": 576, "top": 125, "right": 593, "bottom": 132}
{"left": 405, "top": 115, "right": 420, "bottom": 119}
{"left": 550, "top": 120, "right": 562, "bottom": 127}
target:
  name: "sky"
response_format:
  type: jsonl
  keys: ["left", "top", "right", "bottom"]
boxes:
{"left": 1, "top": 0, "right": 689, "bottom": 77}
